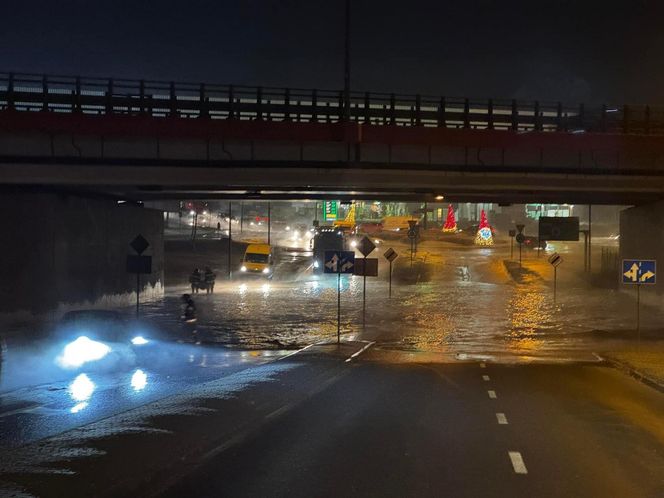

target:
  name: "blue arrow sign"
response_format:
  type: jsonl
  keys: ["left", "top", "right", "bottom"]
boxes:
{"left": 324, "top": 250, "right": 355, "bottom": 274}
{"left": 622, "top": 259, "right": 656, "bottom": 285}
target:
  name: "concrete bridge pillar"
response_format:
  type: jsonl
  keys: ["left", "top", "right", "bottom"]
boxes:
{"left": 0, "top": 193, "right": 164, "bottom": 322}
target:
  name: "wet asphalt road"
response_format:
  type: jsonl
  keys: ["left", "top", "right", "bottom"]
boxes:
{"left": 0, "top": 344, "right": 288, "bottom": 448}
{"left": 161, "top": 357, "right": 664, "bottom": 498}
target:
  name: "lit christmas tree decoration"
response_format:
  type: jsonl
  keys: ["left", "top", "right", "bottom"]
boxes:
{"left": 474, "top": 209, "right": 494, "bottom": 246}
{"left": 442, "top": 204, "right": 457, "bottom": 232}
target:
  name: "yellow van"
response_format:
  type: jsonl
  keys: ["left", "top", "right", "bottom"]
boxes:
{"left": 239, "top": 243, "right": 273, "bottom": 278}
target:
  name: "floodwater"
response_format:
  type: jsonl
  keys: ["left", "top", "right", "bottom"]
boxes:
{"left": 142, "top": 238, "right": 661, "bottom": 361}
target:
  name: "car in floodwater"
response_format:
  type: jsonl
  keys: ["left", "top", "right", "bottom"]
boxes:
{"left": 54, "top": 310, "right": 155, "bottom": 370}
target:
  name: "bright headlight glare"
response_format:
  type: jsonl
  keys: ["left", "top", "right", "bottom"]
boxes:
{"left": 262, "top": 267, "right": 270, "bottom": 274}
{"left": 240, "top": 266, "right": 247, "bottom": 272}
{"left": 57, "top": 336, "right": 111, "bottom": 369}
{"left": 131, "top": 336, "right": 149, "bottom": 345}
{"left": 313, "top": 260, "right": 320, "bottom": 268}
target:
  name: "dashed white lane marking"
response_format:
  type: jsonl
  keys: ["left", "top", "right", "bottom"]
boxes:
{"left": 482, "top": 375, "right": 490, "bottom": 381}
{"left": 508, "top": 451, "right": 528, "bottom": 474}
{"left": 480, "top": 362, "right": 486, "bottom": 368}
{"left": 345, "top": 341, "right": 376, "bottom": 363}
{"left": 496, "top": 413, "right": 508, "bottom": 425}
{"left": 488, "top": 390, "right": 497, "bottom": 399}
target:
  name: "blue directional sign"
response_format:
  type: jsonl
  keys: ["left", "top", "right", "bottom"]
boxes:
{"left": 324, "top": 250, "right": 355, "bottom": 274}
{"left": 622, "top": 259, "right": 656, "bottom": 285}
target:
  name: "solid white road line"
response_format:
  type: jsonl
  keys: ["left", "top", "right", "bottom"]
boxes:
{"left": 480, "top": 362, "right": 486, "bottom": 368}
{"left": 496, "top": 413, "right": 508, "bottom": 425}
{"left": 482, "top": 375, "right": 490, "bottom": 381}
{"left": 345, "top": 341, "right": 376, "bottom": 363}
{"left": 488, "top": 390, "right": 497, "bottom": 399}
{"left": 508, "top": 451, "right": 528, "bottom": 474}
{"left": 278, "top": 343, "right": 315, "bottom": 361}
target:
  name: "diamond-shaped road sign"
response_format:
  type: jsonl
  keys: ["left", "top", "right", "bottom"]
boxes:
{"left": 548, "top": 252, "right": 563, "bottom": 267}
{"left": 130, "top": 234, "right": 150, "bottom": 255}
{"left": 383, "top": 248, "right": 398, "bottom": 262}
{"left": 324, "top": 250, "right": 355, "bottom": 274}
{"left": 357, "top": 235, "right": 376, "bottom": 257}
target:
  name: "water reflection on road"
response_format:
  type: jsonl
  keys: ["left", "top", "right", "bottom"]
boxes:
{"left": 141, "top": 243, "right": 663, "bottom": 361}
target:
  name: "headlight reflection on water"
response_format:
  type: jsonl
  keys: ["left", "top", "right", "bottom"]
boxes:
{"left": 131, "top": 369, "right": 148, "bottom": 391}
{"left": 69, "top": 373, "right": 95, "bottom": 413}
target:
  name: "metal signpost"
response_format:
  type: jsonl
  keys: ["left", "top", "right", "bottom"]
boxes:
{"left": 324, "top": 250, "right": 355, "bottom": 344}
{"left": 127, "top": 235, "right": 151, "bottom": 319}
{"left": 622, "top": 259, "right": 656, "bottom": 342}
{"left": 407, "top": 220, "right": 418, "bottom": 267}
{"left": 508, "top": 229, "right": 516, "bottom": 259}
{"left": 356, "top": 236, "right": 377, "bottom": 328}
{"left": 548, "top": 252, "right": 563, "bottom": 303}
{"left": 383, "top": 248, "right": 398, "bottom": 298}
{"left": 515, "top": 224, "right": 525, "bottom": 269}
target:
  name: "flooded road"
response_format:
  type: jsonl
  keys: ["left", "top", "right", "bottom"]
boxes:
{"left": 143, "top": 238, "right": 659, "bottom": 361}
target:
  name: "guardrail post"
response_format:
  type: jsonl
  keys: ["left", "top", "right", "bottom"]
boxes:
{"left": 364, "top": 91, "right": 371, "bottom": 124}
{"left": 284, "top": 88, "right": 291, "bottom": 121}
{"left": 578, "top": 103, "right": 585, "bottom": 130}
{"left": 106, "top": 78, "right": 114, "bottom": 114}
{"left": 623, "top": 105, "right": 629, "bottom": 134}
{"left": 139, "top": 80, "right": 146, "bottom": 114}
{"left": 6, "top": 72, "right": 14, "bottom": 110}
{"left": 42, "top": 75, "right": 48, "bottom": 112}
{"left": 511, "top": 99, "right": 518, "bottom": 131}
{"left": 199, "top": 83, "right": 208, "bottom": 118}
{"left": 438, "top": 96, "right": 446, "bottom": 127}
{"left": 534, "top": 101, "right": 540, "bottom": 131}
{"left": 228, "top": 85, "right": 235, "bottom": 119}
{"left": 556, "top": 102, "right": 563, "bottom": 131}
{"left": 256, "top": 86, "right": 263, "bottom": 120}
{"left": 463, "top": 98, "right": 470, "bottom": 129}
{"left": 487, "top": 99, "right": 494, "bottom": 130}
{"left": 645, "top": 105, "right": 651, "bottom": 135}
{"left": 74, "top": 77, "right": 81, "bottom": 113}
{"left": 169, "top": 81, "right": 177, "bottom": 117}
{"left": 389, "top": 93, "right": 396, "bottom": 125}
{"left": 311, "top": 89, "right": 318, "bottom": 122}
{"left": 338, "top": 91, "right": 344, "bottom": 122}
{"left": 415, "top": 94, "right": 421, "bottom": 126}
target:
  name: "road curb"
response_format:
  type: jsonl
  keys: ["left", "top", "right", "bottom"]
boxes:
{"left": 599, "top": 354, "right": 664, "bottom": 395}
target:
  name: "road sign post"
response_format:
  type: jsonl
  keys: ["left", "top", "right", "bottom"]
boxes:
{"left": 508, "top": 229, "right": 516, "bottom": 259}
{"left": 548, "top": 252, "right": 563, "bottom": 303}
{"left": 383, "top": 248, "right": 398, "bottom": 298}
{"left": 407, "top": 220, "right": 418, "bottom": 267}
{"left": 622, "top": 259, "right": 656, "bottom": 343}
{"left": 325, "top": 250, "right": 355, "bottom": 344}
{"left": 515, "top": 225, "right": 525, "bottom": 269}
{"left": 356, "top": 236, "right": 376, "bottom": 329}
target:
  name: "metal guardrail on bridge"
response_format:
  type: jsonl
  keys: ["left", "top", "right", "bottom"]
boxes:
{"left": 1, "top": 72, "right": 663, "bottom": 135}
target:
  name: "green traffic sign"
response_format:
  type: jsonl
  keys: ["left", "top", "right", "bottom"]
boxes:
{"left": 324, "top": 201, "right": 338, "bottom": 221}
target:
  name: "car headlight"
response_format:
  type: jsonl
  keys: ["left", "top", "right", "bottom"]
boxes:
{"left": 262, "top": 267, "right": 271, "bottom": 274}
{"left": 57, "top": 336, "right": 111, "bottom": 369}
{"left": 313, "top": 260, "right": 320, "bottom": 268}
{"left": 240, "top": 266, "right": 247, "bottom": 272}
{"left": 350, "top": 240, "right": 358, "bottom": 248}
{"left": 131, "top": 336, "right": 149, "bottom": 345}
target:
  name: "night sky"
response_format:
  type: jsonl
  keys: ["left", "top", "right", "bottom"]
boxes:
{"left": 2, "top": 0, "right": 663, "bottom": 104}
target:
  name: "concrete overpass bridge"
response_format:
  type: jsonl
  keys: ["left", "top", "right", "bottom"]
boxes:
{"left": 2, "top": 72, "right": 664, "bottom": 204}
